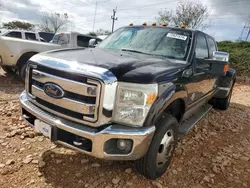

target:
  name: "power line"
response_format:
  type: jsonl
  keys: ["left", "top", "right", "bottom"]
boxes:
{"left": 94, "top": 0, "right": 112, "bottom": 32}
{"left": 116, "top": 14, "right": 248, "bottom": 20}
{"left": 118, "top": 0, "right": 178, "bottom": 11}
{"left": 74, "top": 0, "right": 250, "bottom": 21}
{"left": 117, "top": 0, "right": 250, "bottom": 11}
{"left": 78, "top": 11, "right": 250, "bottom": 23}
{"left": 92, "top": 1, "right": 98, "bottom": 32}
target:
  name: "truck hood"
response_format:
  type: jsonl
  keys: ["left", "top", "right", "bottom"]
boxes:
{"left": 36, "top": 48, "right": 188, "bottom": 83}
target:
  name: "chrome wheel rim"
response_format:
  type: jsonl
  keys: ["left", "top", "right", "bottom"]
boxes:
{"left": 156, "top": 129, "right": 174, "bottom": 168}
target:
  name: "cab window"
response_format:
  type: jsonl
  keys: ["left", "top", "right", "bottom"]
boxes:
{"left": 77, "top": 35, "right": 92, "bottom": 47}
{"left": 207, "top": 37, "right": 217, "bottom": 58}
{"left": 195, "top": 34, "right": 209, "bottom": 59}
{"left": 5, "top": 32, "right": 22, "bottom": 39}
{"left": 25, "top": 33, "right": 37, "bottom": 41}
{"left": 51, "top": 33, "right": 70, "bottom": 45}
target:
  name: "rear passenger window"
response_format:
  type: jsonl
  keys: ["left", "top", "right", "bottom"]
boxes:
{"left": 207, "top": 38, "right": 217, "bottom": 58}
{"left": 6, "top": 32, "right": 22, "bottom": 39}
{"left": 25, "top": 33, "right": 37, "bottom": 41}
{"left": 77, "top": 35, "right": 91, "bottom": 47}
{"left": 195, "top": 35, "right": 209, "bottom": 59}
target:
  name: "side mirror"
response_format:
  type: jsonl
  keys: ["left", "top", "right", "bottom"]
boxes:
{"left": 212, "top": 51, "right": 229, "bottom": 62}
{"left": 207, "top": 51, "right": 229, "bottom": 76}
{"left": 88, "top": 39, "right": 97, "bottom": 48}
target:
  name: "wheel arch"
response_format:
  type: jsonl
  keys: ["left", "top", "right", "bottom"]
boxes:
{"left": 144, "top": 83, "right": 188, "bottom": 127}
{"left": 16, "top": 51, "right": 38, "bottom": 69}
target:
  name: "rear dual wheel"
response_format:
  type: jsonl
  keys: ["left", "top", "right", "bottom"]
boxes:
{"left": 210, "top": 81, "right": 235, "bottom": 110}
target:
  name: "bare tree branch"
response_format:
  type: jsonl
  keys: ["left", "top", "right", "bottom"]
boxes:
{"left": 172, "top": 1, "right": 210, "bottom": 30}
{"left": 156, "top": 10, "right": 173, "bottom": 25}
{"left": 96, "top": 29, "right": 111, "bottom": 35}
{"left": 156, "top": 1, "right": 211, "bottom": 31}
{"left": 39, "top": 12, "right": 69, "bottom": 33}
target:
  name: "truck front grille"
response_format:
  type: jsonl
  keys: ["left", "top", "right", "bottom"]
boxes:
{"left": 26, "top": 66, "right": 102, "bottom": 126}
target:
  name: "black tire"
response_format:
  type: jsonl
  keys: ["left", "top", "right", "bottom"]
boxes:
{"left": 17, "top": 52, "right": 37, "bottom": 82}
{"left": 18, "top": 63, "right": 27, "bottom": 82}
{"left": 1, "top": 66, "right": 14, "bottom": 75}
{"left": 135, "top": 114, "right": 178, "bottom": 180}
{"left": 210, "top": 82, "right": 234, "bottom": 110}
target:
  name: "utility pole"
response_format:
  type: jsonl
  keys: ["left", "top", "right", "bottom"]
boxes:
{"left": 92, "top": 1, "right": 98, "bottom": 32}
{"left": 111, "top": 7, "right": 118, "bottom": 33}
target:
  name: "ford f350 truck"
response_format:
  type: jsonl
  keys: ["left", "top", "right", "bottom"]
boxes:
{"left": 19, "top": 25, "right": 236, "bottom": 179}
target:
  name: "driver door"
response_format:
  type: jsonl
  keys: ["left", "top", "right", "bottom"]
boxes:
{"left": 186, "top": 33, "right": 213, "bottom": 106}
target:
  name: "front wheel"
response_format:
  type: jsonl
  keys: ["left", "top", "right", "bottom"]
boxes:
{"left": 135, "top": 114, "right": 178, "bottom": 180}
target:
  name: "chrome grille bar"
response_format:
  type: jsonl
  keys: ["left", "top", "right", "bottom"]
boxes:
{"left": 32, "top": 70, "right": 98, "bottom": 97}
{"left": 31, "top": 86, "right": 95, "bottom": 115}
{"left": 28, "top": 68, "right": 101, "bottom": 125}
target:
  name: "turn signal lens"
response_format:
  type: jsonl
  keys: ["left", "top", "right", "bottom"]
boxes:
{"left": 224, "top": 64, "right": 229, "bottom": 72}
{"left": 147, "top": 93, "right": 157, "bottom": 104}
{"left": 181, "top": 24, "right": 186, "bottom": 28}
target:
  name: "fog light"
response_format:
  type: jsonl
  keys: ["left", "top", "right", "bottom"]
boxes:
{"left": 117, "top": 139, "right": 127, "bottom": 151}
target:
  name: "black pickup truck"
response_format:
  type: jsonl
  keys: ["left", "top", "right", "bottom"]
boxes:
{"left": 20, "top": 25, "right": 236, "bottom": 179}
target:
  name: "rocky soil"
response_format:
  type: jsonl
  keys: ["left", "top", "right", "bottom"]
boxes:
{"left": 0, "top": 69, "right": 249, "bottom": 188}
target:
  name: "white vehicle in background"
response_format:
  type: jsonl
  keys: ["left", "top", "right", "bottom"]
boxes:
{"left": 0, "top": 31, "right": 102, "bottom": 80}
{"left": 97, "top": 35, "right": 109, "bottom": 40}
{"left": 0, "top": 30, "right": 47, "bottom": 42}
{"left": 51, "top": 32, "right": 102, "bottom": 46}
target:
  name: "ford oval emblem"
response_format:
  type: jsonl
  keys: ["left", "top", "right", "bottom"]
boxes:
{"left": 44, "top": 83, "right": 65, "bottom": 99}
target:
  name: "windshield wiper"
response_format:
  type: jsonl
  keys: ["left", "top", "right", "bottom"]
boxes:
{"left": 121, "top": 48, "right": 147, "bottom": 54}
{"left": 165, "top": 55, "right": 177, "bottom": 59}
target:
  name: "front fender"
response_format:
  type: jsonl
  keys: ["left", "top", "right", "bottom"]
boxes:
{"left": 144, "top": 83, "right": 188, "bottom": 127}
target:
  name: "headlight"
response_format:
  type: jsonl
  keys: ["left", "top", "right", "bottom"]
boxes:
{"left": 113, "top": 82, "right": 158, "bottom": 127}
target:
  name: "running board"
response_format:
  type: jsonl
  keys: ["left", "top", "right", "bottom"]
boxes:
{"left": 178, "top": 104, "right": 212, "bottom": 136}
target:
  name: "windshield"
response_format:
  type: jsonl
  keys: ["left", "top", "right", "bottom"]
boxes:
{"left": 51, "top": 33, "right": 70, "bottom": 45}
{"left": 0, "top": 30, "right": 9, "bottom": 36}
{"left": 98, "top": 27, "right": 191, "bottom": 60}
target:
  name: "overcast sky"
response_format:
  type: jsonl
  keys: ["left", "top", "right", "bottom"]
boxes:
{"left": 0, "top": 0, "right": 250, "bottom": 41}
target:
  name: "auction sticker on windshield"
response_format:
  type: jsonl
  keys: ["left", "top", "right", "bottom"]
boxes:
{"left": 167, "top": 33, "right": 187, "bottom": 40}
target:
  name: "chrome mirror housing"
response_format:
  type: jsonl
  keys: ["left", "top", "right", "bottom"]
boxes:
{"left": 89, "top": 39, "right": 97, "bottom": 48}
{"left": 212, "top": 51, "right": 229, "bottom": 62}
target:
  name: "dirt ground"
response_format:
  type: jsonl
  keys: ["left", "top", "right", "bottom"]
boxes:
{"left": 0, "top": 69, "right": 249, "bottom": 188}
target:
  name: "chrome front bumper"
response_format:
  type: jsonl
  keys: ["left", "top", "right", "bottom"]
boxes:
{"left": 20, "top": 91, "right": 155, "bottom": 160}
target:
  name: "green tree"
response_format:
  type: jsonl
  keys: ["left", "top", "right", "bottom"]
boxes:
{"left": 2, "top": 21, "right": 35, "bottom": 30}
{"left": 217, "top": 41, "right": 250, "bottom": 77}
